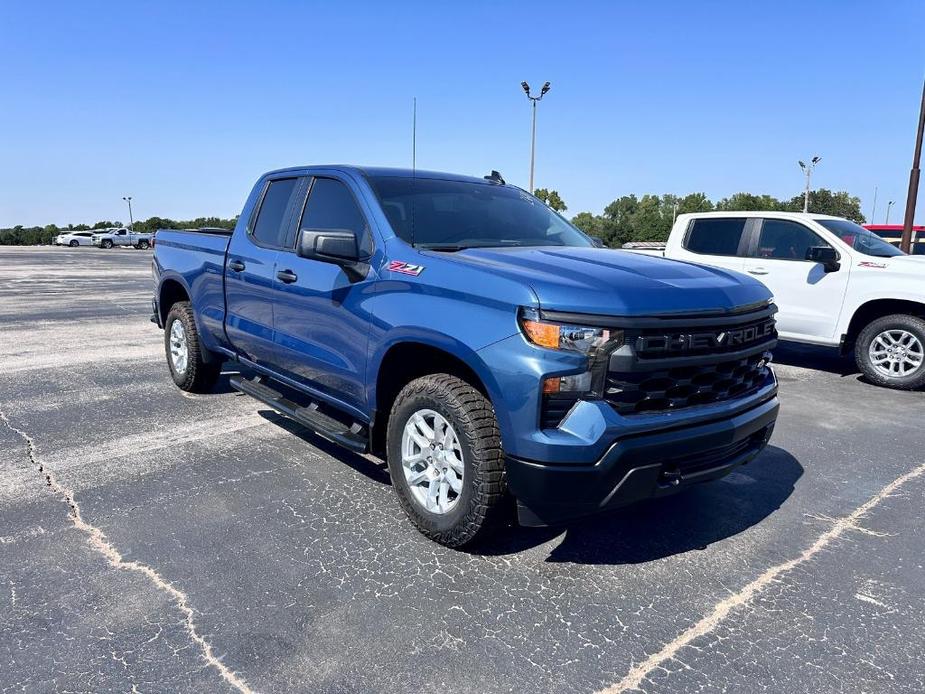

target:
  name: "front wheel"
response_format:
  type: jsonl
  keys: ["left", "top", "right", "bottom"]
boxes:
{"left": 164, "top": 301, "right": 221, "bottom": 393}
{"left": 856, "top": 314, "right": 925, "bottom": 390}
{"left": 386, "top": 374, "right": 507, "bottom": 547}
{"left": 101, "top": 239, "right": 113, "bottom": 249}
{"left": 69, "top": 240, "right": 79, "bottom": 247}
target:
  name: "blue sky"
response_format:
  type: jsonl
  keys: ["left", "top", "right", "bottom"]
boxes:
{"left": 1, "top": 1, "right": 923, "bottom": 227}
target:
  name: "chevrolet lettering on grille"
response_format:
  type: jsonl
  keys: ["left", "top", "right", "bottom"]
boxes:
{"left": 636, "top": 320, "right": 775, "bottom": 354}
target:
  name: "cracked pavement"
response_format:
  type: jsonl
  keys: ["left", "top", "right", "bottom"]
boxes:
{"left": 1, "top": 246, "right": 923, "bottom": 693}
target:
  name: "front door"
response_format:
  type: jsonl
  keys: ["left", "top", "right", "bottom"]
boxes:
{"left": 742, "top": 218, "right": 850, "bottom": 342}
{"left": 224, "top": 176, "right": 301, "bottom": 363}
{"left": 271, "top": 176, "right": 376, "bottom": 414}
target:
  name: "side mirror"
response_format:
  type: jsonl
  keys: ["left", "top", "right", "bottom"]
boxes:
{"left": 806, "top": 246, "right": 840, "bottom": 272}
{"left": 590, "top": 236, "right": 605, "bottom": 248}
{"left": 297, "top": 228, "right": 360, "bottom": 264}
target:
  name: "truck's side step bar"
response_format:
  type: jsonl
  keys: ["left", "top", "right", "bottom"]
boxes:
{"left": 229, "top": 375, "right": 368, "bottom": 453}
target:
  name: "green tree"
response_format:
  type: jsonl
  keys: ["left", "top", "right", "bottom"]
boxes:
{"left": 533, "top": 188, "right": 567, "bottom": 212}
{"left": 715, "top": 192, "right": 785, "bottom": 211}
{"left": 785, "top": 189, "right": 865, "bottom": 222}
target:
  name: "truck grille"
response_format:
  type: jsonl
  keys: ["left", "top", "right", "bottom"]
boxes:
{"left": 604, "top": 351, "right": 771, "bottom": 415}
{"left": 538, "top": 304, "right": 777, "bottom": 428}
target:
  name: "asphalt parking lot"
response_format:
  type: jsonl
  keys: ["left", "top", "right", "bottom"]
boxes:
{"left": 1, "top": 246, "right": 923, "bottom": 693}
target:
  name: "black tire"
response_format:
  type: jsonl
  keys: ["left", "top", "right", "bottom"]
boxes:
{"left": 69, "top": 240, "right": 79, "bottom": 247}
{"left": 386, "top": 374, "right": 507, "bottom": 548}
{"left": 137, "top": 240, "right": 150, "bottom": 250}
{"left": 164, "top": 301, "right": 221, "bottom": 393}
{"left": 101, "top": 239, "right": 113, "bottom": 249}
{"left": 855, "top": 314, "right": 925, "bottom": 390}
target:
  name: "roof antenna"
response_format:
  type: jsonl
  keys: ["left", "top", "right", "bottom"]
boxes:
{"left": 411, "top": 96, "right": 417, "bottom": 247}
{"left": 484, "top": 170, "right": 505, "bottom": 185}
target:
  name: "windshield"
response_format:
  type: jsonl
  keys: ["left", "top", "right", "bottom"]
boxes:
{"left": 817, "top": 219, "right": 904, "bottom": 257}
{"left": 368, "top": 176, "right": 592, "bottom": 249}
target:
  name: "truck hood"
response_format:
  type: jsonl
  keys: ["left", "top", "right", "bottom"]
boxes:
{"left": 440, "top": 246, "right": 771, "bottom": 315}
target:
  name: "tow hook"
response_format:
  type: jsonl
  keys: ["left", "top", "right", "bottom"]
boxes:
{"left": 660, "top": 468, "right": 682, "bottom": 487}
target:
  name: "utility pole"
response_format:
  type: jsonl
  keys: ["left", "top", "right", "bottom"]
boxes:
{"left": 798, "top": 157, "right": 821, "bottom": 213}
{"left": 886, "top": 200, "right": 895, "bottom": 225}
{"left": 900, "top": 77, "right": 925, "bottom": 253}
{"left": 521, "top": 81, "right": 551, "bottom": 193}
{"left": 122, "top": 196, "right": 134, "bottom": 230}
{"left": 870, "top": 185, "right": 878, "bottom": 224}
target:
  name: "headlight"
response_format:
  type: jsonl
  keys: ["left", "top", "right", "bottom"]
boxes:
{"left": 519, "top": 308, "right": 622, "bottom": 355}
{"left": 519, "top": 308, "right": 624, "bottom": 394}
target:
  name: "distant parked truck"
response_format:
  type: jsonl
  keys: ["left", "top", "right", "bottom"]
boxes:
{"left": 91, "top": 228, "right": 153, "bottom": 249}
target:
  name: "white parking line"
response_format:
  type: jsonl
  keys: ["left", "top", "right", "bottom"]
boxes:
{"left": 598, "top": 460, "right": 925, "bottom": 693}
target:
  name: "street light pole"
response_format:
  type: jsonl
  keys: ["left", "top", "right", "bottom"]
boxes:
{"left": 886, "top": 200, "right": 895, "bottom": 225}
{"left": 122, "top": 196, "right": 134, "bottom": 230}
{"left": 521, "top": 81, "right": 551, "bottom": 194}
{"left": 899, "top": 77, "right": 925, "bottom": 253}
{"left": 798, "top": 156, "right": 821, "bottom": 213}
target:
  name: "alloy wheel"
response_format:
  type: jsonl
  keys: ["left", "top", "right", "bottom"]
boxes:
{"left": 869, "top": 329, "right": 924, "bottom": 378}
{"left": 400, "top": 409, "right": 464, "bottom": 514}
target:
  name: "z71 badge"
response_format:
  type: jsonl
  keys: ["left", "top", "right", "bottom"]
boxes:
{"left": 388, "top": 261, "right": 425, "bottom": 276}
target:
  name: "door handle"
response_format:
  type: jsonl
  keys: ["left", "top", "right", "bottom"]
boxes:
{"left": 228, "top": 259, "right": 246, "bottom": 272}
{"left": 276, "top": 269, "right": 298, "bottom": 283}
{"left": 748, "top": 267, "right": 769, "bottom": 275}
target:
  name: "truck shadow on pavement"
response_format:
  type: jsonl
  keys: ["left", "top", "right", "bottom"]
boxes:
{"left": 478, "top": 445, "right": 803, "bottom": 564}
{"left": 254, "top": 406, "right": 803, "bottom": 566}
{"left": 772, "top": 341, "right": 858, "bottom": 378}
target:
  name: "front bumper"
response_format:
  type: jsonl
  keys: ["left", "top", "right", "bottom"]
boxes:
{"left": 506, "top": 394, "right": 779, "bottom": 526}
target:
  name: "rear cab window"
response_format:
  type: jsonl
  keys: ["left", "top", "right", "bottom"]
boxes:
{"left": 250, "top": 177, "right": 299, "bottom": 248}
{"left": 684, "top": 218, "right": 748, "bottom": 256}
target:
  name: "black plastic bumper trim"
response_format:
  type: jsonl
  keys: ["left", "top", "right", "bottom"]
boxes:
{"left": 506, "top": 396, "right": 779, "bottom": 527}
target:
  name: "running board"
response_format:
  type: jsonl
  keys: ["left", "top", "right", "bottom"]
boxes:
{"left": 229, "top": 375, "right": 368, "bottom": 453}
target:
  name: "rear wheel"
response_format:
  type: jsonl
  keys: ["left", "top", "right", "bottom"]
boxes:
{"left": 856, "top": 314, "right": 925, "bottom": 390}
{"left": 137, "top": 240, "right": 150, "bottom": 249}
{"left": 164, "top": 301, "right": 221, "bottom": 392}
{"left": 386, "top": 374, "right": 507, "bottom": 547}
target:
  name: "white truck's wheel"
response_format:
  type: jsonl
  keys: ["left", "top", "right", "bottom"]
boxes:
{"left": 856, "top": 314, "right": 925, "bottom": 390}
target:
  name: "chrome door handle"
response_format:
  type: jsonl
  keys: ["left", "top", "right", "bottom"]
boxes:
{"left": 748, "top": 267, "right": 769, "bottom": 275}
{"left": 228, "top": 259, "right": 246, "bottom": 272}
{"left": 276, "top": 269, "right": 298, "bottom": 283}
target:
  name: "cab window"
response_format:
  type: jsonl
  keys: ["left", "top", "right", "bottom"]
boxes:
{"left": 251, "top": 178, "right": 299, "bottom": 247}
{"left": 684, "top": 218, "right": 747, "bottom": 256}
{"left": 299, "top": 177, "right": 372, "bottom": 256}
{"left": 754, "top": 219, "right": 829, "bottom": 260}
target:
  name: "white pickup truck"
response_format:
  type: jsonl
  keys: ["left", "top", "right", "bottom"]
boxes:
{"left": 625, "top": 211, "right": 925, "bottom": 390}
{"left": 91, "top": 228, "right": 153, "bottom": 249}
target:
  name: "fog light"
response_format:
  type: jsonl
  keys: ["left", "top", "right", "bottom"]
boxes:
{"left": 543, "top": 371, "right": 592, "bottom": 394}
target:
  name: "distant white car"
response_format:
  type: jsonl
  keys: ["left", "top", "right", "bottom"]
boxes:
{"left": 55, "top": 231, "right": 96, "bottom": 247}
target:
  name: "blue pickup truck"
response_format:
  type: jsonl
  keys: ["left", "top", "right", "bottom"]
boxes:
{"left": 152, "top": 166, "right": 780, "bottom": 547}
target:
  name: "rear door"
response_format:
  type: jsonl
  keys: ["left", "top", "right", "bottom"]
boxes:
{"left": 270, "top": 175, "right": 376, "bottom": 414}
{"left": 224, "top": 176, "right": 302, "bottom": 363}
{"left": 670, "top": 217, "right": 752, "bottom": 274}
{"left": 742, "top": 218, "right": 850, "bottom": 341}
